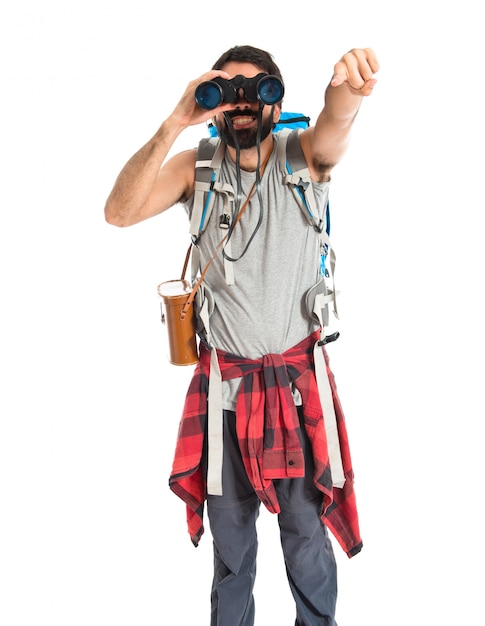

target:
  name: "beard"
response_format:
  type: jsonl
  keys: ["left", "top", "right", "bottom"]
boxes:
{"left": 214, "top": 108, "right": 274, "bottom": 149}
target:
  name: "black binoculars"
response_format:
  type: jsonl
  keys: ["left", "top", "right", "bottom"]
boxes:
{"left": 195, "top": 73, "right": 284, "bottom": 110}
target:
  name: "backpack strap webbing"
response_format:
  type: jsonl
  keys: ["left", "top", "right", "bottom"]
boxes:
{"left": 278, "top": 128, "right": 338, "bottom": 318}
{"left": 190, "top": 138, "right": 233, "bottom": 241}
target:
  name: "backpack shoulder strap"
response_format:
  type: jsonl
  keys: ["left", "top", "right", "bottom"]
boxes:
{"left": 278, "top": 129, "right": 332, "bottom": 258}
{"left": 190, "top": 137, "right": 227, "bottom": 240}
{"left": 190, "top": 136, "right": 238, "bottom": 287}
{"left": 278, "top": 128, "right": 338, "bottom": 318}
{"left": 278, "top": 128, "right": 327, "bottom": 233}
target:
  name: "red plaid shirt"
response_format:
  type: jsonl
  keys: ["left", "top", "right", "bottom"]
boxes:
{"left": 169, "top": 330, "right": 363, "bottom": 558}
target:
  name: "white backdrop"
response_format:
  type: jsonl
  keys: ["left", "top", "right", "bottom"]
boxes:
{"left": 1, "top": 1, "right": 484, "bottom": 624}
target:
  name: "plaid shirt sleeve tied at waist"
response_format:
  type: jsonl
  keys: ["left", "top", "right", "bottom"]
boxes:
{"left": 169, "top": 330, "right": 363, "bottom": 558}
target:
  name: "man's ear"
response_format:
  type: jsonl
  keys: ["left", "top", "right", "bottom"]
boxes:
{"left": 273, "top": 104, "right": 282, "bottom": 125}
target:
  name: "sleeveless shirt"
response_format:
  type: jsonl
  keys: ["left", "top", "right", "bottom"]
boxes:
{"left": 184, "top": 131, "right": 330, "bottom": 407}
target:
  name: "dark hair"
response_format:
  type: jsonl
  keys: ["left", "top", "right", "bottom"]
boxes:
{"left": 211, "top": 45, "right": 283, "bottom": 83}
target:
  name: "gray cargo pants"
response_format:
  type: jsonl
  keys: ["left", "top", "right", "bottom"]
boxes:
{"left": 206, "top": 409, "right": 338, "bottom": 626}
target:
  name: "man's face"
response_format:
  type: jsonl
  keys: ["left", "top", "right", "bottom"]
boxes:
{"left": 213, "top": 61, "right": 281, "bottom": 149}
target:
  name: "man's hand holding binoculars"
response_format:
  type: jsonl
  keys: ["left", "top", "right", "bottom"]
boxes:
{"left": 167, "top": 70, "right": 235, "bottom": 133}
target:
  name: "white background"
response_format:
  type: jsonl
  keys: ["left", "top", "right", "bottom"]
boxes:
{"left": 1, "top": 1, "right": 484, "bottom": 624}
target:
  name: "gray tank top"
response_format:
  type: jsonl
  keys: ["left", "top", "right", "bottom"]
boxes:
{"left": 185, "top": 132, "right": 330, "bottom": 406}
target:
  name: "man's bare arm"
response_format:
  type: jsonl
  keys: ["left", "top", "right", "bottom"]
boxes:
{"left": 300, "top": 48, "right": 380, "bottom": 182}
{"left": 104, "top": 122, "right": 190, "bottom": 227}
{"left": 104, "top": 69, "right": 233, "bottom": 227}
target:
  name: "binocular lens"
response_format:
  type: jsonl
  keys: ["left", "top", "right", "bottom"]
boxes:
{"left": 257, "top": 76, "right": 284, "bottom": 105}
{"left": 195, "top": 74, "right": 284, "bottom": 110}
{"left": 195, "top": 81, "right": 224, "bottom": 110}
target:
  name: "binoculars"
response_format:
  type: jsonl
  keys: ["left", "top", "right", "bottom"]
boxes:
{"left": 195, "top": 73, "right": 284, "bottom": 110}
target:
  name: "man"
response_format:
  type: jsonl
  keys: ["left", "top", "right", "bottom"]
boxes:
{"left": 105, "top": 45, "right": 379, "bottom": 626}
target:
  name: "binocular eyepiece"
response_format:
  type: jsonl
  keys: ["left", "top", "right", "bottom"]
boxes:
{"left": 195, "top": 73, "right": 284, "bottom": 110}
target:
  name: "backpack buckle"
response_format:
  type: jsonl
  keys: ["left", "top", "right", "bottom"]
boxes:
{"left": 318, "top": 331, "right": 340, "bottom": 346}
{"left": 313, "top": 218, "right": 325, "bottom": 234}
